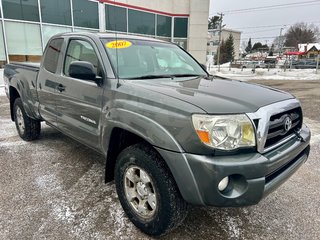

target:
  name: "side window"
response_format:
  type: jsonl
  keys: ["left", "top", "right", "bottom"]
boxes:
{"left": 64, "top": 39, "right": 102, "bottom": 77}
{"left": 43, "top": 38, "right": 63, "bottom": 73}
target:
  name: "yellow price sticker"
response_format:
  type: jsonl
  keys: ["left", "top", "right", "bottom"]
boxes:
{"left": 106, "top": 40, "right": 132, "bottom": 49}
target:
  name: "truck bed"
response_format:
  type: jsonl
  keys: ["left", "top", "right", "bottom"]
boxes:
{"left": 4, "top": 62, "right": 41, "bottom": 120}
{"left": 7, "top": 62, "right": 40, "bottom": 71}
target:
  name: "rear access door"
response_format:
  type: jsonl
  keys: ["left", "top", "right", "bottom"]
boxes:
{"left": 37, "top": 38, "right": 64, "bottom": 127}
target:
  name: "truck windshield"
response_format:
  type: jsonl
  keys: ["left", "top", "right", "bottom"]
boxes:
{"left": 102, "top": 39, "right": 207, "bottom": 79}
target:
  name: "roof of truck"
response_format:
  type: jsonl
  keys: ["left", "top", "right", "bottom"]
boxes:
{"left": 55, "top": 32, "right": 166, "bottom": 43}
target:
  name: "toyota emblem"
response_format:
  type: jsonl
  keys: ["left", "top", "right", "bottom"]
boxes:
{"left": 284, "top": 116, "right": 292, "bottom": 132}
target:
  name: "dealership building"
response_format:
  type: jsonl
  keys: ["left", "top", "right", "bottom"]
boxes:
{"left": 0, "top": 0, "right": 210, "bottom": 66}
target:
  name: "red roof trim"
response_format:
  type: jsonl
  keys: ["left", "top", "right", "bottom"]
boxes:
{"left": 284, "top": 52, "right": 306, "bottom": 55}
{"left": 99, "top": 0, "right": 189, "bottom": 17}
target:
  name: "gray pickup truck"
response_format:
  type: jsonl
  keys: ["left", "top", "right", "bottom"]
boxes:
{"left": 4, "top": 32, "right": 311, "bottom": 236}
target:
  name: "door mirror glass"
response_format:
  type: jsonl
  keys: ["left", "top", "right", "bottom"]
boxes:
{"left": 69, "top": 61, "right": 96, "bottom": 80}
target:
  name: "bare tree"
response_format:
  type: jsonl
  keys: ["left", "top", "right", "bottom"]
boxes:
{"left": 284, "top": 22, "right": 320, "bottom": 48}
{"left": 273, "top": 36, "right": 286, "bottom": 51}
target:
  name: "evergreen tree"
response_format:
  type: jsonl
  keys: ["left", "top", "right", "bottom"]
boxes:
{"left": 269, "top": 44, "right": 275, "bottom": 56}
{"left": 245, "top": 38, "right": 252, "bottom": 53}
{"left": 208, "top": 16, "right": 220, "bottom": 29}
{"left": 225, "top": 34, "right": 235, "bottom": 62}
{"left": 252, "top": 42, "right": 263, "bottom": 51}
{"left": 216, "top": 40, "right": 226, "bottom": 64}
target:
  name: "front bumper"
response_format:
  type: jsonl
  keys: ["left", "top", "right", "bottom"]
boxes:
{"left": 156, "top": 124, "right": 311, "bottom": 206}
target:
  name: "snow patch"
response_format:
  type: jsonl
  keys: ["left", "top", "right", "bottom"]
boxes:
{"left": 35, "top": 174, "right": 63, "bottom": 193}
{"left": 311, "top": 134, "right": 320, "bottom": 145}
{"left": 210, "top": 68, "right": 320, "bottom": 81}
{"left": 225, "top": 216, "right": 241, "bottom": 239}
{"left": 0, "top": 87, "right": 5, "bottom": 96}
{"left": 0, "top": 69, "right": 5, "bottom": 96}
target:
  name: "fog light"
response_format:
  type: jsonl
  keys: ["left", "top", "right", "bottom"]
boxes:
{"left": 218, "top": 177, "right": 229, "bottom": 191}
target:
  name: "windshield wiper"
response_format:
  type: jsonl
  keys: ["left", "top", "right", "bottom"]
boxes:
{"left": 127, "top": 75, "right": 175, "bottom": 80}
{"left": 169, "top": 74, "right": 204, "bottom": 78}
{"left": 127, "top": 74, "right": 205, "bottom": 80}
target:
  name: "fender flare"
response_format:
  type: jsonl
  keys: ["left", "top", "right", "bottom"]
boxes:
{"left": 101, "top": 108, "right": 184, "bottom": 154}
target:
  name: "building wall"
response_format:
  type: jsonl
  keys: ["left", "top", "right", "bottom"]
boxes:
{"left": 207, "top": 29, "right": 242, "bottom": 61}
{"left": 110, "top": 0, "right": 190, "bottom": 15}
{"left": 0, "top": 0, "right": 209, "bottom": 65}
{"left": 188, "top": 0, "right": 210, "bottom": 64}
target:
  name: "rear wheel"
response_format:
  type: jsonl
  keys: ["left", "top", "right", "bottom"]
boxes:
{"left": 114, "top": 143, "right": 188, "bottom": 236}
{"left": 13, "top": 98, "right": 41, "bottom": 141}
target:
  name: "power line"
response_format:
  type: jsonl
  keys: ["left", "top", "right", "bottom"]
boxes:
{"left": 231, "top": 21, "right": 320, "bottom": 30}
{"left": 242, "top": 28, "right": 283, "bottom": 35}
{"left": 233, "top": 24, "right": 289, "bottom": 30}
{"left": 222, "top": 0, "right": 320, "bottom": 14}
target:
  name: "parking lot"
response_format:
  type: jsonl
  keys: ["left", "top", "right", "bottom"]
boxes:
{"left": 0, "top": 79, "right": 320, "bottom": 240}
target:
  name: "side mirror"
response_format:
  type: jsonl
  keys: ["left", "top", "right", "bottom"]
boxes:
{"left": 69, "top": 61, "right": 96, "bottom": 81}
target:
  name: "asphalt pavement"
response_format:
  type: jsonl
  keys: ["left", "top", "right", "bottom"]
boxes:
{"left": 0, "top": 80, "right": 319, "bottom": 240}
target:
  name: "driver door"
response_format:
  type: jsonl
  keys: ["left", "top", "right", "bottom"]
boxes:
{"left": 56, "top": 38, "right": 104, "bottom": 150}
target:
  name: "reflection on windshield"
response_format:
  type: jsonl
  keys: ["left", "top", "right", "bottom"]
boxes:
{"left": 102, "top": 39, "right": 206, "bottom": 79}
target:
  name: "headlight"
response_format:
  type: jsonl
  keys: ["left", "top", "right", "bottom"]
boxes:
{"left": 192, "top": 114, "right": 256, "bottom": 150}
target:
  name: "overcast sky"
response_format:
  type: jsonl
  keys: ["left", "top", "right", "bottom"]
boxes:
{"left": 209, "top": 0, "right": 320, "bottom": 46}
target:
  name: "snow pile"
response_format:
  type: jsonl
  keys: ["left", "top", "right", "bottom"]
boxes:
{"left": 0, "top": 69, "right": 4, "bottom": 96}
{"left": 0, "top": 88, "right": 4, "bottom": 96}
{"left": 210, "top": 67, "right": 320, "bottom": 81}
{"left": 0, "top": 69, "right": 3, "bottom": 85}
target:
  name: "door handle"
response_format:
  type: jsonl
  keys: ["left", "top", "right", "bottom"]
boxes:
{"left": 57, "top": 84, "right": 66, "bottom": 92}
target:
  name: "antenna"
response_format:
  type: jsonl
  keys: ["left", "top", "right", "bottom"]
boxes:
{"left": 115, "top": 34, "right": 121, "bottom": 88}
{"left": 113, "top": 0, "right": 121, "bottom": 88}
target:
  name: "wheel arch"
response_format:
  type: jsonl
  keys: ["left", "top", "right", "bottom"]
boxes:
{"left": 105, "top": 127, "right": 147, "bottom": 182}
{"left": 104, "top": 125, "right": 181, "bottom": 180}
{"left": 9, "top": 86, "right": 21, "bottom": 121}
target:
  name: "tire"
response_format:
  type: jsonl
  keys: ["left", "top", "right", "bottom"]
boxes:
{"left": 114, "top": 143, "right": 188, "bottom": 236}
{"left": 13, "top": 98, "right": 41, "bottom": 141}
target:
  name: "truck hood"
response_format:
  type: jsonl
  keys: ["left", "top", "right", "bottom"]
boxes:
{"left": 128, "top": 77, "right": 294, "bottom": 114}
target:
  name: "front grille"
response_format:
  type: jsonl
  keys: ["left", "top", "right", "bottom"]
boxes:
{"left": 264, "top": 107, "right": 303, "bottom": 149}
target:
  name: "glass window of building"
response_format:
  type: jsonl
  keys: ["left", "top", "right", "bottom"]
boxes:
{"left": 2, "top": 0, "right": 39, "bottom": 22}
{"left": 174, "top": 18, "right": 188, "bottom": 38}
{"left": 40, "top": 0, "right": 72, "bottom": 26}
{"left": 5, "top": 21, "right": 42, "bottom": 62}
{"left": 43, "top": 38, "right": 63, "bottom": 73}
{"left": 128, "top": 9, "right": 155, "bottom": 35}
{"left": 157, "top": 15, "right": 171, "bottom": 37}
{"left": 73, "top": 28, "right": 99, "bottom": 33}
{"left": 0, "top": 24, "right": 6, "bottom": 63}
{"left": 42, "top": 25, "right": 72, "bottom": 47}
{"left": 174, "top": 39, "right": 187, "bottom": 50}
{"left": 105, "top": 5, "right": 127, "bottom": 32}
{"left": 72, "top": 0, "right": 99, "bottom": 29}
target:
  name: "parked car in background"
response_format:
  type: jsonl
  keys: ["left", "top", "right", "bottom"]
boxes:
{"left": 264, "top": 57, "right": 277, "bottom": 68}
{"left": 292, "top": 60, "right": 317, "bottom": 69}
{"left": 241, "top": 60, "right": 265, "bottom": 69}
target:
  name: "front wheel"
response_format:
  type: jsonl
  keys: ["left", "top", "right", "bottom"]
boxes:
{"left": 13, "top": 98, "right": 41, "bottom": 141}
{"left": 114, "top": 143, "right": 188, "bottom": 236}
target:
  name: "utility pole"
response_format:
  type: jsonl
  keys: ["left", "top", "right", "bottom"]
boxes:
{"left": 217, "top": 12, "right": 224, "bottom": 72}
{"left": 278, "top": 27, "right": 284, "bottom": 57}
{"left": 316, "top": 53, "right": 319, "bottom": 74}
